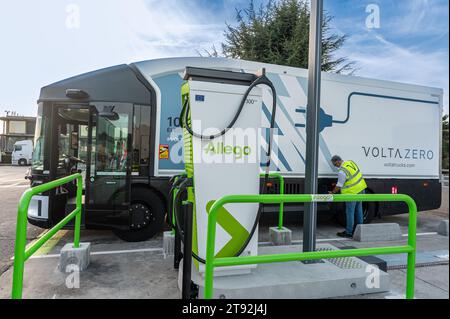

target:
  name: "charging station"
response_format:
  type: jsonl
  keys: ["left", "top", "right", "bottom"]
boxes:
{"left": 181, "top": 68, "right": 263, "bottom": 276}
{"left": 170, "top": 66, "right": 391, "bottom": 299}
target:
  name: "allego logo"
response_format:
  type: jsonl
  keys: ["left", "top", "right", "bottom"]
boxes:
{"left": 190, "top": 126, "right": 278, "bottom": 165}
{"left": 204, "top": 142, "right": 251, "bottom": 159}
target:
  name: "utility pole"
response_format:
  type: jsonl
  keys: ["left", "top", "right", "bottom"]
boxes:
{"left": 303, "top": 0, "right": 323, "bottom": 253}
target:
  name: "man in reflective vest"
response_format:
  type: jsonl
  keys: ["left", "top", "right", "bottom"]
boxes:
{"left": 329, "top": 155, "right": 368, "bottom": 238}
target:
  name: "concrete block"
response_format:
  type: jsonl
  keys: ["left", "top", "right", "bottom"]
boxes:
{"left": 269, "top": 227, "right": 292, "bottom": 246}
{"left": 59, "top": 243, "right": 90, "bottom": 272}
{"left": 163, "top": 231, "right": 175, "bottom": 256}
{"left": 353, "top": 223, "right": 402, "bottom": 242}
{"left": 437, "top": 220, "right": 449, "bottom": 236}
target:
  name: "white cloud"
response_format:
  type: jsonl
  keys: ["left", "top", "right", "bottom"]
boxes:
{"left": 384, "top": 0, "right": 448, "bottom": 37}
{"left": 107, "top": 0, "right": 227, "bottom": 61}
{"left": 337, "top": 32, "right": 449, "bottom": 113}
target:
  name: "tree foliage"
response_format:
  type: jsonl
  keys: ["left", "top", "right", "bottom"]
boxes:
{"left": 217, "top": 0, "right": 354, "bottom": 73}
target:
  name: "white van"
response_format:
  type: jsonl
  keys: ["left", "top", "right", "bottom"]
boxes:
{"left": 12, "top": 140, "right": 33, "bottom": 166}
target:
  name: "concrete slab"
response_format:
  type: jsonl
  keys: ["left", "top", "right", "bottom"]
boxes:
{"left": 438, "top": 220, "right": 449, "bottom": 236}
{"left": 0, "top": 250, "right": 180, "bottom": 299}
{"left": 383, "top": 266, "right": 449, "bottom": 300}
{"left": 333, "top": 266, "right": 449, "bottom": 299}
{"left": 269, "top": 227, "right": 292, "bottom": 246}
{"left": 192, "top": 244, "right": 390, "bottom": 299}
{"left": 353, "top": 223, "right": 402, "bottom": 242}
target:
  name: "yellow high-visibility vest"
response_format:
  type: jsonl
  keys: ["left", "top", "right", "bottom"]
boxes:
{"left": 339, "top": 160, "right": 367, "bottom": 194}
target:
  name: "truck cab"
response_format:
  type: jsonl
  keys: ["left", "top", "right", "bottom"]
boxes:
{"left": 12, "top": 140, "right": 33, "bottom": 166}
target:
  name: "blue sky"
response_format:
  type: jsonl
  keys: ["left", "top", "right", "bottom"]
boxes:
{"left": 0, "top": 0, "right": 448, "bottom": 118}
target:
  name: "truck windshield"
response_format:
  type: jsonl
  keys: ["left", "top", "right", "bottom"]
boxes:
{"left": 32, "top": 103, "right": 46, "bottom": 171}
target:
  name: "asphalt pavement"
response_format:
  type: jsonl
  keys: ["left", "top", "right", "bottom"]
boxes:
{"left": 0, "top": 166, "right": 41, "bottom": 275}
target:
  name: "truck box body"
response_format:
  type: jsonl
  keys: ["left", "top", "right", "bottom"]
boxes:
{"left": 133, "top": 58, "right": 442, "bottom": 181}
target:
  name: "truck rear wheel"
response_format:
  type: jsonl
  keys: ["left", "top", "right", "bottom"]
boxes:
{"left": 18, "top": 159, "right": 27, "bottom": 166}
{"left": 335, "top": 192, "right": 377, "bottom": 227}
{"left": 113, "top": 188, "right": 165, "bottom": 242}
{"left": 336, "top": 202, "right": 376, "bottom": 226}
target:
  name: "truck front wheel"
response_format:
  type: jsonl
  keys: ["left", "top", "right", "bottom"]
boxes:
{"left": 113, "top": 188, "right": 165, "bottom": 242}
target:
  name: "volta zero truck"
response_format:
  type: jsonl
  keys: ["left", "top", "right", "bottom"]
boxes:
{"left": 26, "top": 57, "right": 444, "bottom": 242}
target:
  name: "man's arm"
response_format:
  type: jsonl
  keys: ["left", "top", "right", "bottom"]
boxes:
{"left": 329, "top": 170, "right": 346, "bottom": 194}
{"left": 329, "top": 185, "right": 341, "bottom": 194}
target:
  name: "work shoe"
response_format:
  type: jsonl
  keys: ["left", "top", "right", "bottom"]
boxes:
{"left": 336, "top": 231, "right": 352, "bottom": 238}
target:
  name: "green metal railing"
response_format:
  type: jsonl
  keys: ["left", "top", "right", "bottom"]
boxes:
{"left": 260, "top": 173, "right": 285, "bottom": 230}
{"left": 204, "top": 193, "right": 417, "bottom": 299}
{"left": 12, "top": 173, "right": 83, "bottom": 299}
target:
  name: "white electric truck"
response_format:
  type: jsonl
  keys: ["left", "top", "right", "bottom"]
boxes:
{"left": 27, "top": 57, "right": 444, "bottom": 241}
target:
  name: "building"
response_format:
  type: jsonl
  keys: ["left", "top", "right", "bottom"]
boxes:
{"left": 0, "top": 113, "right": 36, "bottom": 163}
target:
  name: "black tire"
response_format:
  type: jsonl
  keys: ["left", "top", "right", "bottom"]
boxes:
{"left": 18, "top": 159, "right": 27, "bottom": 166}
{"left": 113, "top": 188, "right": 165, "bottom": 242}
{"left": 335, "top": 193, "right": 377, "bottom": 227}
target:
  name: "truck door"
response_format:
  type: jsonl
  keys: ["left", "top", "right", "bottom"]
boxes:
{"left": 86, "top": 103, "right": 132, "bottom": 213}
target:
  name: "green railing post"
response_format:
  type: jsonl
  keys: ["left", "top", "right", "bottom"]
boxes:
{"left": 276, "top": 174, "right": 284, "bottom": 230}
{"left": 405, "top": 197, "right": 417, "bottom": 299}
{"left": 204, "top": 193, "right": 417, "bottom": 300}
{"left": 11, "top": 173, "right": 83, "bottom": 299}
{"left": 11, "top": 191, "right": 30, "bottom": 299}
{"left": 204, "top": 196, "right": 222, "bottom": 299}
{"left": 73, "top": 174, "right": 83, "bottom": 248}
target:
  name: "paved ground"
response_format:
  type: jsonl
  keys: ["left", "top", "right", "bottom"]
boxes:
{"left": 0, "top": 165, "right": 448, "bottom": 299}
{"left": 0, "top": 166, "right": 40, "bottom": 275}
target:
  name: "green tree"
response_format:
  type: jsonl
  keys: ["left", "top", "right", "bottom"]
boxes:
{"left": 211, "top": 0, "right": 354, "bottom": 73}
{"left": 443, "top": 114, "right": 449, "bottom": 170}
